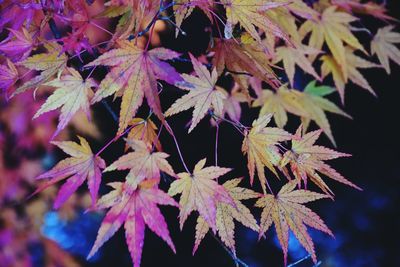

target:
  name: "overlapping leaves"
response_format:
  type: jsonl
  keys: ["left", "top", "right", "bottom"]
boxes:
{"left": 2, "top": 1, "right": 398, "bottom": 267}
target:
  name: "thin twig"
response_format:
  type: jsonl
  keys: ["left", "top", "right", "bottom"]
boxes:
{"left": 101, "top": 100, "right": 118, "bottom": 122}
{"left": 164, "top": 121, "right": 191, "bottom": 174}
{"left": 128, "top": 0, "right": 172, "bottom": 41}
{"left": 211, "top": 233, "right": 249, "bottom": 267}
{"left": 287, "top": 254, "right": 311, "bottom": 267}
{"left": 210, "top": 112, "right": 246, "bottom": 136}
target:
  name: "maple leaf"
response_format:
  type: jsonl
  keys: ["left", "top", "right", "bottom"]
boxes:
{"left": 222, "top": 0, "right": 291, "bottom": 44}
{"left": 277, "top": 0, "right": 319, "bottom": 20}
{"left": 0, "top": 2, "right": 39, "bottom": 31}
{"left": 252, "top": 83, "right": 308, "bottom": 129}
{"left": 125, "top": 117, "right": 161, "bottom": 151}
{"left": 0, "top": 27, "right": 35, "bottom": 62}
{"left": 299, "top": 6, "right": 365, "bottom": 81}
{"left": 33, "top": 68, "right": 97, "bottom": 138}
{"left": 32, "top": 136, "right": 106, "bottom": 209}
{"left": 371, "top": 26, "right": 400, "bottom": 74}
{"left": 219, "top": 85, "right": 247, "bottom": 122}
{"left": 321, "top": 47, "right": 380, "bottom": 101}
{"left": 87, "top": 179, "right": 177, "bottom": 267}
{"left": 255, "top": 180, "right": 333, "bottom": 265}
{"left": 173, "top": 0, "right": 213, "bottom": 37}
{"left": 165, "top": 54, "right": 226, "bottom": 132}
{"left": 85, "top": 40, "right": 182, "bottom": 134}
{"left": 12, "top": 42, "right": 68, "bottom": 96}
{"left": 273, "top": 44, "right": 321, "bottom": 87}
{"left": 253, "top": 82, "right": 351, "bottom": 145}
{"left": 210, "top": 38, "right": 280, "bottom": 91}
{"left": 168, "top": 158, "right": 233, "bottom": 231}
{"left": 300, "top": 80, "right": 351, "bottom": 145}
{"left": 242, "top": 114, "right": 292, "bottom": 194}
{"left": 280, "top": 125, "right": 361, "bottom": 195}
{"left": 97, "top": 0, "right": 161, "bottom": 43}
{"left": 258, "top": 0, "right": 319, "bottom": 45}
{"left": 332, "top": 0, "right": 395, "bottom": 21}
{"left": 0, "top": 59, "right": 18, "bottom": 94}
{"left": 261, "top": 6, "right": 300, "bottom": 46}
{"left": 105, "top": 139, "right": 175, "bottom": 188}
{"left": 60, "top": 30, "right": 93, "bottom": 61}
{"left": 193, "top": 178, "right": 259, "bottom": 255}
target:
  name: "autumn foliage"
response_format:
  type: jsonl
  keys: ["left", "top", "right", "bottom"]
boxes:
{"left": 0, "top": 0, "right": 399, "bottom": 266}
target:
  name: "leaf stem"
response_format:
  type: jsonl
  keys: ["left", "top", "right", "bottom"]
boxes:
{"left": 215, "top": 121, "right": 219, "bottom": 166}
{"left": 145, "top": 23, "right": 156, "bottom": 51}
{"left": 210, "top": 111, "right": 246, "bottom": 136}
{"left": 89, "top": 21, "right": 114, "bottom": 36}
{"left": 151, "top": 123, "right": 164, "bottom": 152}
{"left": 128, "top": 0, "right": 170, "bottom": 42}
{"left": 164, "top": 121, "right": 191, "bottom": 174}
{"left": 95, "top": 121, "right": 143, "bottom": 157}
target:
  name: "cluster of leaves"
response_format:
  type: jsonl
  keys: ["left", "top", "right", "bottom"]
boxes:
{"left": 1, "top": 0, "right": 399, "bottom": 266}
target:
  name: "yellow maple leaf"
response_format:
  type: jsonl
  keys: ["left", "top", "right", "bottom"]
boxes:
{"left": 371, "top": 25, "right": 400, "bottom": 74}
{"left": 33, "top": 68, "right": 96, "bottom": 138}
{"left": 299, "top": 6, "right": 365, "bottom": 81}
{"left": 168, "top": 158, "right": 233, "bottom": 231}
{"left": 256, "top": 180, "right": 333, "bottom": 265}
{"left": 321, "top": 47, "right": 380, "bottom": 101}
{"left": 13, "top": 42, "right": 67, "bottom": 96}
{"left": 274, "top": 44, "right": 321, "bottom": 87}
{"left": 193, "top": 178, "right": 260, "bottom": 255}
{"left": 107, "top": 0, "right": 160, "bottom": 40}
{"left": 165, "top": 53, "right": 226, "bottom": 132}
{"left": 242, "top": 114, "right": 292, "bottom": 194}
{"left": 261, "top": 0, "right": 320, "bottom": 45}
{"left": 252, "top": 84, "right": 309, "bottom": 129}
{"left": 253, "top": 82, "right": 351, "bottom": 145}
{"left": 299, "top": 80, "right": 351, "bottom": 146}
{"left": 222, "top": 0, "right": 290, "bottom": 44}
